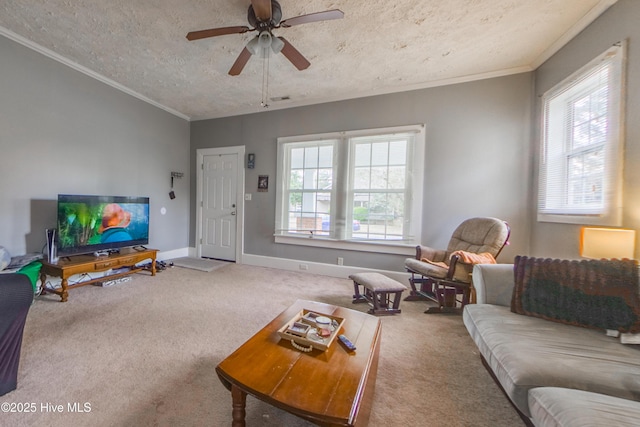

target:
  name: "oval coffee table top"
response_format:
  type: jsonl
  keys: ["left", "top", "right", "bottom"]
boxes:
{"left": 216, "top": 299, "right": 382, "bottom": 426}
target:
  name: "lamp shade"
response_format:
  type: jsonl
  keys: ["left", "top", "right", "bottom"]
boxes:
{"left": 580, "top": 227, "right": 636, "bottom": 259}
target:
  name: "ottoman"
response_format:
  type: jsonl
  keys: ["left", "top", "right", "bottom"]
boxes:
{"left": 349, "top": 272, "right": 407, "bottom": 315}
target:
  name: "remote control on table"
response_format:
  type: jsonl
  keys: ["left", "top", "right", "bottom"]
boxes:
{"left": 338, "top": 334, "right": 356, "bottom": 352}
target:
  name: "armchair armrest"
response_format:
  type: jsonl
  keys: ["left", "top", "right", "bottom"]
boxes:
{"left": 416, "top": 245, "right": 448, "bottom": 263}
{"left": 447, "top": 255, "right": 474, "bottom": 283}
{"left": 472, "top": 264, "right": 514, "bottom": 306}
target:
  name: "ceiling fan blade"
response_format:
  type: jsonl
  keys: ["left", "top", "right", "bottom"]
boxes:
{"left": 229, "top": 47, "right": 253, "bottom": 76}
{"left": 278, "top": 37, "right": 310, "bottom": 71}
{"left": 186, "top": 26, "right": 251, "bottom": 41}
{"left": 250, "top": 0, "right": 272, "bottom": 22}
{"left": 280, "top": 9, "right": 344, "bottom": 27}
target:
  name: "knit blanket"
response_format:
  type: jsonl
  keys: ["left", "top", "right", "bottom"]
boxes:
{"left": 420, "top": 251, "right": 496, "bottom": 269}
{"left": 511, "top": 256, "right": 640, "bottom": 333}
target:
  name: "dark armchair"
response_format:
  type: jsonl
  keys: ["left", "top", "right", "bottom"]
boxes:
{"left": 404, "top": 217, "right": 510, "bottom": 313}
{"left": 0, "top": 273, "right": 33, "bottom": 395}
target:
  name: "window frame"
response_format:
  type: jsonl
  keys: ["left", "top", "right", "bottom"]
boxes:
{"left": 537, "top": 42, "right": 626, "bottom": 226}
{"left": 275, "top": 125, "right": 425, "bottom": 254}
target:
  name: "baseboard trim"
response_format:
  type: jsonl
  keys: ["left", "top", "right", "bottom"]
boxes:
{"left": 157, "top": 247, "right": 190, "bottom": 261}
{"left": 164, "top": 248, "right": 411, "bottom": 283}
{"left": 240, "top": 253, "right": 411, "bottom": 283}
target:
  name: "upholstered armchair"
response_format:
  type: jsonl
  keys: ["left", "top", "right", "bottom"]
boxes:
{"left": 0, "top": 273, "right": 33, "bottom": 395}
{"left": 404, "top": 217, "right": 510, "bottom": 313}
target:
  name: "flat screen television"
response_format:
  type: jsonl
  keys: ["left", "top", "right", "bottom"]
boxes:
{"left": 56, "top": 194, "right": 150, "bottom": 257}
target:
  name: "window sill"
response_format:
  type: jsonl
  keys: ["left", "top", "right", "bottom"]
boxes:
{"left": 274, "top": 235, "right": 415, "bottom": 255}
{"left": 537, "top": 211, "right": 621, "bottom": 227}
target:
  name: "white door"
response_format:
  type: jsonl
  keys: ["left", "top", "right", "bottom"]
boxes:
{"left": 201, "top": 153, "right": 237, "bottom": 261}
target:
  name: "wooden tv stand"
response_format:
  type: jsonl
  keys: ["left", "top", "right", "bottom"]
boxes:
{"left": 40, "top": 247, "right": 158, "bottom": 302}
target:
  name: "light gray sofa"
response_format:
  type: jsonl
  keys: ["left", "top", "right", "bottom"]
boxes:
{"left": 463, "top": 263, "right": 640, "bottom": 426}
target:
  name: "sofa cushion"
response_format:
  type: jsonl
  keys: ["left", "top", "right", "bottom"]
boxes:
{"left": 529, "top": 387, "right": 640, "bottom": 427}
{"left": 463, "top": 304, "right": 640, "bottom": 417}
{"left": 511, "top": 256, "right": 640, "bottom": 333}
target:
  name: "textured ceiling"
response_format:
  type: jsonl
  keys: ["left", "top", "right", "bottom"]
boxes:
{"left": 0, "top": 0, "right": 616, "bottom": 121}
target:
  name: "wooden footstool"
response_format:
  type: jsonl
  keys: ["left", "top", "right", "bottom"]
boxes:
{"left": 350, "top": 272, "right": 407, "bottom": 315}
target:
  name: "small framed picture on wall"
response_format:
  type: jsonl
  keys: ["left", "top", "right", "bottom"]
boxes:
{"left": 258, "top": 175, "right": 269, "bottom": 192}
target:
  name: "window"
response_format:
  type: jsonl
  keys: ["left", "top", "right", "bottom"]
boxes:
{"left": 275, "top": 125, "right": 424, "bottom": 252}
{"left": 538, "top": 43, "right": 625, "bottom": 225}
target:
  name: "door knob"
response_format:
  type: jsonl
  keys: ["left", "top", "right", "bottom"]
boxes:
{"left": 231, "top": 211, "right": 236, "bottom": 216}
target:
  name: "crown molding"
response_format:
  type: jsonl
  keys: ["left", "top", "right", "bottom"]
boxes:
{"left": 191, "top": 65, "right": 534, "bottom": 121}
{"left": 530, "top": 0, "right": 618, "bottom": 69}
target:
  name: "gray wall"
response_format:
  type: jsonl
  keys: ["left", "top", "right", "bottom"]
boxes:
{"left": 191, "top": 72, "right": 533, "bottom": 271}
{"left": 531, "top": 0, "right": 640, "bottom": 258}
{"left": 0, "top": 35, "right": 190, "bottom": 257}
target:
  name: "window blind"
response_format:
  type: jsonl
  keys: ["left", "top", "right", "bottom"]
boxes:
{"left": 538, "top": 42, "right": 625, "bottom": 225}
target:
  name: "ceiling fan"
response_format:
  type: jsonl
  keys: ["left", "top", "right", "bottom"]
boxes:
{"left": 186, "top": 0, "right": 344, "bottom": 76}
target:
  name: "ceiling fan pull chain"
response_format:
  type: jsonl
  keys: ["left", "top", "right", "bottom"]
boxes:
{"left": 261, "top": 53, "right": 270, "bottom": 108}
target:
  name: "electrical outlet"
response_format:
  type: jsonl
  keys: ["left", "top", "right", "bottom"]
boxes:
{"left": 337, "top": 257, "right": 344, "bottom": 266}
{"left": 299, "top": 264, "right": 308, "bottom": 270}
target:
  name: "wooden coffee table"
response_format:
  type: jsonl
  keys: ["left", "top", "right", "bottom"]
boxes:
{"left": 215, "top": 299, "right": 382, "bottom": 427}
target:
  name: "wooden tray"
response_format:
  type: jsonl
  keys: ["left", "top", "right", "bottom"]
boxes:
{"left": 277, "top": 309, "right": 345, "bottom": 352}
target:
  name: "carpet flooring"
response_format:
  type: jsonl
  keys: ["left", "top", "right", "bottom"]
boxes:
{"left": 5, "top": 264, "right": 523, "bottom": 426}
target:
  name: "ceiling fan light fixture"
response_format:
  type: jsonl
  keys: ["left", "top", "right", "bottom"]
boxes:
{"left": 258, "top": 31, "right": 272, "bottom": 49}
{"left": 246, "top": 36, "right": 260, "bottom": 55}
{"left": 270, "top": 36, "right": 284, "bottom": 54}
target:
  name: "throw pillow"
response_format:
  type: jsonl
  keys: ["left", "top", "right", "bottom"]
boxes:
{"left": 511, "top": 256, "right": 640, "bottom": 333}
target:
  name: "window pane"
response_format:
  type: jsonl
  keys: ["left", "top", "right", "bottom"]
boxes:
{"left": 289, "top": 169, "right": 303, "bottom": 190}
{"left": 303, "top": 169, "right": 317, "bottom": 189}
{"left": 353, "top": 194, "right": 370, "bottom": 218}
{"left": 388, "top": 166, "right": 406, "bottom": 189}
{"left": 593, "top": 86, "right": 608, "bottom": 117}
{"left": 387, "top": 193, "right": 405, "bottom": 239}
{"left": 355, "top": 144, "right": 371, "bottom": 167}
{"left": 370, "top": 166, "right": 388, "bottom": 189}
{"left": 573, "top": 95, "right": 591, "bottom": 126}
{"left": 591, "top": 116, "right": 607, "bottom": 145}
{"left": 295, "top": 214, "right": 320, "bottom": 232}
{"left": 567, "top": 149, "right": 603, "bottom": 207}
{"left": 572, "top": 122, "right": 591, "bottom": 149}
{"left": 317, "top": 168, "right": 332, "bottom": 190}
{"left": 288, "top": 212, "right": 301, "bottom": 231}
{"left": 389, "top": 141, "right": 406, "bottom": 165}
{"left": 301, "top": 192, "right": 316, "bottom": 212}
{"left": 291, "top": 148, "right": 304, "bottom": 169}
{"left": 370, "top": 193, "right": 389, "bottom": 218}
{"left": 304, "top": 146, "right": 318, "bottom": 168}
{"left": 388, "top": 193, "right": 404, "bottom": 218}
{"left": 371, "top": 142, "right": 389, "bottom": 166}
{"left": 288, "top": 192, "right": 302, "bottom": 212}
{"left": 354, "top": 167, "right": 370, "bottom": 189}
{"left": 352, "top": 191, "right": 401, "bottom": 240}
{"left": 316, "top": 193, "right": 331, "bottom": 214}
{"left": 571, "top": 86, "right": 609, "bottom": 150}
{"left": 318, "top": 145, "right": 333, "bottom": 168}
